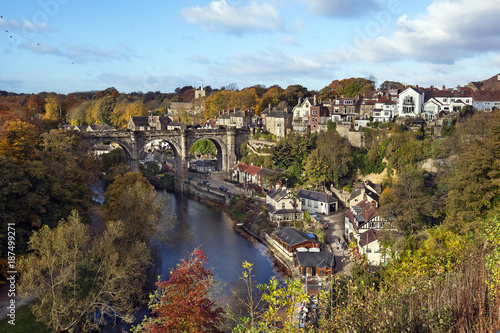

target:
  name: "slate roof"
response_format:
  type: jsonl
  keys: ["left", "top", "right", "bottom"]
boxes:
{"left": 257, "top": 168, "right": 274, "bottom": 177}
{"left": 267, "top": 110, "right": 293, "bottom": 118}
{"left": 273, "top": 227, "right": 318, "bottom": 247}
{"left": 129, "top": 116, "right": 150, "bottom": 126}
{"left": 266, "top": 187, "right": 289, "bottom": 202}
{"left": 297, "top": 189, "right": 337, "bottom": 204}
{"left": 296, "top": 251, "right": 335, "bottom": 269}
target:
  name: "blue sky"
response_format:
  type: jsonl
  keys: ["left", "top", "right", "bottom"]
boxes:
{"left": 1, "top": 0, "right": 500, "bottom": 94}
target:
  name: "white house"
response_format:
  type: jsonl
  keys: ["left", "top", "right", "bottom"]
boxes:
{"left": 397, "top": 87, "right": 424, "bottom": 118}
{"left": 358, "top": 229, "right": 383, "bottom": 266}
{"left": 292, "top": 97, "right": 315, "bottom": 134}
{"left": 265, "top": 186, "right": 303, "bottom": 224}
{"left": 373, "top": 96, "right": 396, "bottom": 122}
{"left": 297, "top": 189, "right": 338, "bottom": 215}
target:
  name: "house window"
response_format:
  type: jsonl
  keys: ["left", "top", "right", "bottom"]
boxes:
{"left": 308, "top": 200, "right": 311, "bottom": 207}
{"left": 314, "top": 201, "right": 318, "bottom": 208}
{"left": 485, "top": 102, "right": 491, "bottom": 106}
{"left": 366, "top": 249, "right": 372, "bottom": 253}
{"left": 485, "top": 108, "right": 492, "bottom": 111}
{"left": 302, "top": 199, "right": 305, "bottom": 206}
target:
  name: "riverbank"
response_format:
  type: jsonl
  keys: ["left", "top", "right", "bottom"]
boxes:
{"left": 179, "top": 189, "right": 296, "bottom": 279}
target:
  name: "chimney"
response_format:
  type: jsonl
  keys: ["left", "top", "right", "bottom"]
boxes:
{"left": 298, "top": 97, "right": 303, "bottom": 105}
{"left": 314, "top": 95, "right": 317, "bottom": 105}
{"left": 268, "top": 103, "right": 271, "bottom": 111}
{"left": 442, "top": 85, "right": 446, "bottom": 90}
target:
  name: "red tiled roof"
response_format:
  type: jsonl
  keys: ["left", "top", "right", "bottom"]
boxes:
{"left": 245, "top": 165, "right": 261, "bottom": 176}
{"left": 359, "top": 229, "right": 377, "bottom": 247}
{"left": 473, "top": 90, "right": 500, "bottom": 102}
{"left": 234, "top": 162, "right": 250, "bottom": 172}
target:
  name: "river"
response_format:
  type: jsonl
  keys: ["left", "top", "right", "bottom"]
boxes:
{"left": 102, "top": 190, "right": 282, "bottom": 332}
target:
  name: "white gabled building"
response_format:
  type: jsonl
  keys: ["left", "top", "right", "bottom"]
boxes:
{"left": 373, "top": 96, "right": 396, "bottom": 123}
{"left": 292, "top": 97, "right": 316, "bottom": 135}
{"left": 397, "top": 87, "right": 424, "bottom": 118}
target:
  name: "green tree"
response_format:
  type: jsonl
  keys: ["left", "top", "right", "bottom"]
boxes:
{"left": 304, "top": 131, "right": 352, "bottom": 187}
{"left": 37, "top": 130, "right": 101, "bottom": 215}
{"left": 379, "top": 169, "right": 443, "bottom": 234}
{"left": 385, "top": 131, "right": 425, "bottom": 172}
{"left": 257, "top": 277, "right": 308, "bottom": 332}
{"left": 190, "top": 138, "right": 217, "bottom": 158}
{"left": 281, "top": 84, "right": 309, "bottom": 106}
{"left": 104, "top": 172, "right": 163, "bottom": 241}
{"left": 19, "top": 211, "right": 151, "bottom": 332}
{"left": 444, "top": 112, "right": 500, "bottom": 228}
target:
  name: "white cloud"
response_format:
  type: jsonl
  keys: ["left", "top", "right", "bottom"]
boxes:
{"left": 209, "top": 49, "right": 335, "bottom": 82}
{"left": 180, "top": 0, "right": 284, "bottom": 34}
{"left": 0, "top": 17, "right": 54, "bottom": 32}
{"left": 20, "top": 41, "right": 136, "bottom": 63}
{"left": 295, "top": 0, "right": 379, "bottom": 18}
{"left": 330, "top": 0, "right": 500, "bottom": 64}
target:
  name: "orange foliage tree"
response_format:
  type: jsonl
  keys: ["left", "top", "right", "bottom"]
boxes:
{"left": 135, "top": 247, "right": 224, "bottom": 332}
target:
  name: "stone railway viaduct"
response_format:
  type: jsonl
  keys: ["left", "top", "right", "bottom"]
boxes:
{"left": 82, "top": 128, "right": 250, "bottom": 189}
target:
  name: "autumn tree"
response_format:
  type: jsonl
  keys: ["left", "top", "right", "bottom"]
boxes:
{"left": 26, "top": 94, "right": 45, "bottom": 115}
{"left": 110, "top": 99, "right": 147, "bottom": 128}
{"left": 256, "top": 86, "right": 283, "bottom": 114}
{"left": 304, "top": 131, "right": 352, "bottom": 187}
{"left": 204, "top": 90, "right": 235, "bottom": 119}
{"left": 67, "top": 100, "right": 94, "bottom": 125}
{"left": 385, "top": 131, "right": 425, "bottom": 172}
{"left": 134, "top": 247, "right": 224, "bottom": 332}
{"left": 228, "top": 87, "right": 259, "bottom": 111}
{"left": 19, "top": 211, "right": 151, "bottom": 332}
{"left": 0, "top": 119, "right": 41, "bottom": 161}
{"left": 44, "top": 93, "right": 61, "bottom": 121}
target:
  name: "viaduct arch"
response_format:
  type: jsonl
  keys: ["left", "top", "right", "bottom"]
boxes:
{"left": 81, "top": 128, "right": 250, "bottom": 189}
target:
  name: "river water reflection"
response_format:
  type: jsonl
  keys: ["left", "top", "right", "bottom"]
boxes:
{"left": 103, "top": 191, "right": 281, "bottom": 332}
{"left": 156, "top": 191, "right": 281, "bottom": 291}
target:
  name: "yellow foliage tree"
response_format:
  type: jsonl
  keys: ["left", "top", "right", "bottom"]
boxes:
{"left": 43, "top": 94, "right": 60, "bottom": 121}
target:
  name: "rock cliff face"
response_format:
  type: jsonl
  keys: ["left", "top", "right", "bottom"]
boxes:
{"left": 335, "top": 126, "right": 365, "bottom": 148}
